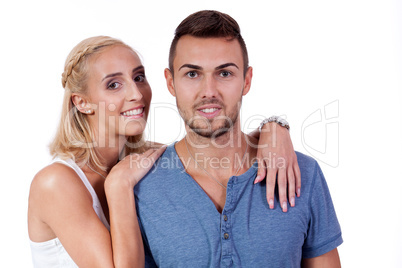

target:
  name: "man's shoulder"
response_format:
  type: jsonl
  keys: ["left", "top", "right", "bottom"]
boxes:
{"left": 135, "top": 144, "right": 185, "bottom": 191}
{"left": 294, "top": 151, "right": 323, "bottom": 188}
{"left": 295, "top": 151, "right": 318, "bottom": 168}
{"left": 151, "top": 143, "right": 184, "bottom": 174}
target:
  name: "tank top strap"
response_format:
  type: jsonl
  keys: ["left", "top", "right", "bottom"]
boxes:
{"left": 52, "top": 158, "right": 110, "bottom": 230}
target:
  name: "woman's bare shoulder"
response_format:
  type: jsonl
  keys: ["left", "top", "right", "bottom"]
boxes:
{"left": 29, "top": 162, "right": 89, "bottom": 201}
{"left": 32, "top": 163, "right": 76, "bottom": 188}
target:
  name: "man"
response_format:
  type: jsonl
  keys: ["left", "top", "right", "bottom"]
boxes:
{"left": 135, "top": 10, "right": 342, "bottom": 267}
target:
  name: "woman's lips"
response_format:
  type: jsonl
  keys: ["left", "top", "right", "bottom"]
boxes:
{"left": 121, "top": 107, "right": 144, "bottom": 118}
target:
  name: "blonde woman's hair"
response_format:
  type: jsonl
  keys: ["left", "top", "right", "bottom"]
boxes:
{"left": 50, "top": 36, "right": 145, "bottom": 171}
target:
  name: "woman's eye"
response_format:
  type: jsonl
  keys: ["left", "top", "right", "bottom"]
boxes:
{"left": 186, "top": 71, "right": 198, "bottom": 78}
{"left": 134, "top": 74, "right": 146, "bottom": 82}
{"left": 108, "top": 82, "right": 120, "bottom": 90}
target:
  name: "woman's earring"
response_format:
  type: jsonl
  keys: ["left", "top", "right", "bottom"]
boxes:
{"left": 81, "top": 108, "right": 93, "bottom": 114}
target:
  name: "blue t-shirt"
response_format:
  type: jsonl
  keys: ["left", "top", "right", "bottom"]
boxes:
{"left": 135, "top": 144, "right": 342, "bottom": 267}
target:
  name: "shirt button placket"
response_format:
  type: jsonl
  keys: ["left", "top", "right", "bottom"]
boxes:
{"left": 221, "top": 213, "right": 232, "bottom": 267}
{"left": 221, "top": 181, "right": 234, "bottom": 267}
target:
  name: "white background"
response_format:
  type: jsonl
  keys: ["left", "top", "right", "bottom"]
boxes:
{"left": 0, "top": 0, "right": 401, "bottom": 267}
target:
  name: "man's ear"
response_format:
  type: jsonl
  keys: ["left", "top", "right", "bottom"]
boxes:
{"left": 71, "top": 94, "right": 93, "bottom": 114}
{"left": 164, "top": 68, "right": 176, "bottom": 97}
{"left": 242, "top": 66, "right": 253, "bottom": 96}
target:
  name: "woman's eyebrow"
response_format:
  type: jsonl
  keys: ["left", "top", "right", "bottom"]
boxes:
{"left": 102, "top": 65, "right": 145, "bottom": 81}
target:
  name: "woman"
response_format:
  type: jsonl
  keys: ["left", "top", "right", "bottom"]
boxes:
{"left": 28, "top": 36, "right": 300, "bottom": 267}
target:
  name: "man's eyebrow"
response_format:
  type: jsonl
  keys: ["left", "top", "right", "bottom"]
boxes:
{"left": 216, "top": 63, "right": 239, "bottom": 70}
{"left": 179, "top": 64, "right": 202, "bottom": 71}
{"left": 101, "top": 65, "right": 144, "bottom": 81}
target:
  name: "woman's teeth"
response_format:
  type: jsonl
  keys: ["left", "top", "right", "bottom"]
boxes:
{"left": 122, "top": 108, "right": 143, "bottom": 116}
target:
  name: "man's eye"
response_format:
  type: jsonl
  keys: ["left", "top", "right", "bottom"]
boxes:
{"left": 186, "top": 71, "right": 198, "bottom": 78}
{"left": 108, "top": 82, "right": 120, "bottom": 89}
{"left": 134, "top": 74, "right": 146, "bottom": 82}
{"left": 220, "top": 71, "right": 231, "bottom": 77}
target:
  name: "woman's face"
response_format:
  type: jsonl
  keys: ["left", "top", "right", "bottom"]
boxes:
{"left": 85, "top": 45, "right": 152, "bottom": 143}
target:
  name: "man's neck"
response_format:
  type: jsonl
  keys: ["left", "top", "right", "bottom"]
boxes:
{"left": 174, "top": 124, "right": 258, "bottom": 214}
{"left": 176, "top": 124, "right": 257, "bottom": 177}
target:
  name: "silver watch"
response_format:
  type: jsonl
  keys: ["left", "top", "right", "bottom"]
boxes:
{"left": 259, "top": 116, "right": 290, "bottom": 131}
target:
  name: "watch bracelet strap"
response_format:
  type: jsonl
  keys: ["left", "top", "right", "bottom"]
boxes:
{"left": 259, "top": 116, "right": 290, "bottom": 131}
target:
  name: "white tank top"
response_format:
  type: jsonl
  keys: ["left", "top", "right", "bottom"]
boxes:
{"left": 29, "top": 158, "right": 110, "bottom": 267}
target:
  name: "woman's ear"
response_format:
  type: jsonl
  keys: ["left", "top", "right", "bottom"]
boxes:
{"left": 71, "top": 94, "right": 93, "bottom": 115}
{"left": 164, "top": 68, "right": 176, "bottom": 97}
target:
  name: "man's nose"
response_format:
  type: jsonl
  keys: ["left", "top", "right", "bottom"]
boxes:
{"left": 200, "top": 75, "right": 218, "bottom": 99}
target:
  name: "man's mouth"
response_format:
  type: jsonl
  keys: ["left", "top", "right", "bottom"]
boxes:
{"left": 196, "top": 105, "right": 222, "bottom": 119}
{"left": 199, "top": 107, "right": 219, "bottom": 114}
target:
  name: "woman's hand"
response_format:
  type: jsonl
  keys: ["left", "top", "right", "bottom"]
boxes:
{"left": 253, "top": 122, "right": 301, "bottom": 212}
{"left": 106, "top": 146, "right": 167, "bottom": 190}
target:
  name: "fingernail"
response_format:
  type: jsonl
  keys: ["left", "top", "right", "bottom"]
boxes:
{"left": 290, "top": 197, "right": 295, "bottom": 207}
{"left": 297, "top": 188, "right": 301, "bottom": 197}
{"left": 254, "top": 175, "right": 261, "bottom": 184}
{"left": 269, "top": 199, "right": 274, "bottom": 209}
{"left": 282, "top": 202, "right": 288, "bottom": 212}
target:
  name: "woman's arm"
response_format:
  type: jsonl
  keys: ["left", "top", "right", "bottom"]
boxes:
{"left": 28, "top": 164, "right": 115, "bottom": 267}
{"left": 105, "top": 176, "right": 143, "bottom": 268}
{"left": 249, "top": 120, "right": 301, "bottom": 212}
{"left": 28, "top": 148, "right": 166, "bottom": 267}
{"left": 105, "top": 146, "right": 167, "bottom": 267}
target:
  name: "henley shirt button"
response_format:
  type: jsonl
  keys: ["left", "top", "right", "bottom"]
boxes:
{"left": 224, "top": 233, "right": 229, "bottom": 239}
{"left": 223, "top": 215, "right": 228, "bottom": 221}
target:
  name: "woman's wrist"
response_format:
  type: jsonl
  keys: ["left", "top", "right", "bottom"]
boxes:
{"left": 259, "top": 116, "right": 290, "bottom": 132}
{"left": 105, "top": 176, "right": 133, "bottom": 197}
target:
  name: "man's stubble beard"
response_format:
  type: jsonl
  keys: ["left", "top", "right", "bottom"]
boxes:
{"left": 178, "top": 99, "right": 242, "bottom": 139}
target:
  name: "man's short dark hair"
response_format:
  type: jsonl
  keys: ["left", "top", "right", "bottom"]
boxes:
{"left": 168, "top": 10, "right": 249, "bottom": 76}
